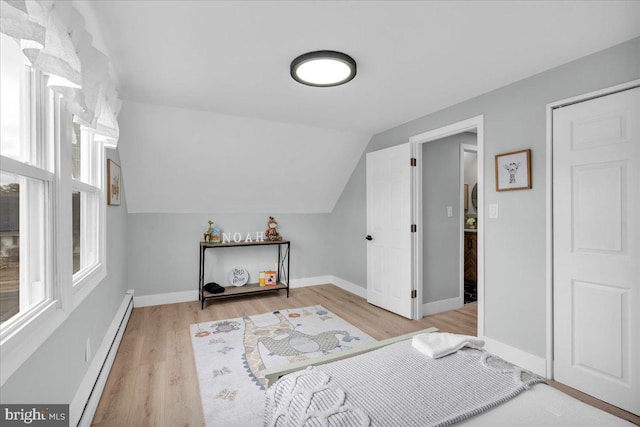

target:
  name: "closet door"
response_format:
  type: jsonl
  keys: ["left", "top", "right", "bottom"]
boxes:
{"left": 553, "top": 87, "right": 640, "bottom": 415}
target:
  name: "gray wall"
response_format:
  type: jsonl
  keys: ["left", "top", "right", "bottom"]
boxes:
{"left": 0, "top": 149, "right": 129, "bottom": 403}
{"left": 128, "top": 213, "right": 333, "bottom": 296}
{"left": 464, "top": 152, "right": 478, "bottom": 215}
{"left": 329, "top": 37, "right": 640, "bottom": 357}
{"left": 422, "top": 133, "right": 476, "bottom": 304}
{"left": 329, "top": 156, "right": 368, "bottom": 285}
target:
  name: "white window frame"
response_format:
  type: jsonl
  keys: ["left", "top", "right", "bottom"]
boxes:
{"left": 69, "top": 124, "right": 106, "bottom": 306}
{"left": 0, "top": 67, "right": 62, "bottom": 386}
{"left": 0, "top": 49, "right": 108, "bottom": 385}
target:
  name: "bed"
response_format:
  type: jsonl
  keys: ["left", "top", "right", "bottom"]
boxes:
{"left": 263, "top": 329, "right": 632, "bottom": 426}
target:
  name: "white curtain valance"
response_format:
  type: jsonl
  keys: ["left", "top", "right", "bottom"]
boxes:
{"left": 94, "top": 81, "right": 121, "bottom": 146}
{"left": 0, "top": 0, "right": 120, "bottom": 145}
{"left": 0, "top": 0, "right": 44, "bottom": 48}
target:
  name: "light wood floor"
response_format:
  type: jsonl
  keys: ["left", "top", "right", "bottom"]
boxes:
{"left": 92, "top": 284, "right": 639, "bottom": 426}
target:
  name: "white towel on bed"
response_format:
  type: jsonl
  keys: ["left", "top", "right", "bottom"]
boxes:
{"left": 412, "top": 332, "right": 485, "bottom": 359}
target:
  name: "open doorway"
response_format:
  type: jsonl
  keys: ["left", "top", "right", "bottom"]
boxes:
{"left": 411, "top": 116, "right": 484, "bottom": 336}
{"left": 461, "top": 145, "right": 478, "bottom": 304}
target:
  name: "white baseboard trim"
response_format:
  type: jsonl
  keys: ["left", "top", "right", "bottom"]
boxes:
{"left": 70, "top": 290, "right": 134, "bottom": 427}
{"left": 482, "top": 336, "right": 547, "bottom": 377}
{"left": 329, "top": 276, "right": 367, "bottom": 299}
{"left": 131, "top": 276, "right": 367, "bottom": 308}
{"left": 283, "top": 275, "right": 367, "bottom": 298}
{"left": 132, "top": 278, "right": 329, "bottom": 308}
{"left": 422, "top": 297, "right": 462, "bottom": 316}
{"left": 134, "top": 290, "right": 198, "bottom": 307}
{"left": 289, "top": 275, "right": 334, "bottom": 288}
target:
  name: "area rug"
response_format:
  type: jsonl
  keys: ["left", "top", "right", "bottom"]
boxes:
{"left": 190, "top": 305, "right": 376, "bottom": 427}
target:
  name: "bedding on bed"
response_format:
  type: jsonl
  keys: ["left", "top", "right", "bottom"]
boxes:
{"left": 264, "top": 339, "right": 544, "bottom": 427}
{"left": 411, "top": 332, "right": 485, "bottom": 359}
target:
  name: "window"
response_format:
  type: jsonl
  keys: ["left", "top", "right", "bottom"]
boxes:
{"left": 0, "top": 7, "right": 116, "bottom": 385}
{"left": 1, "top": 31, "right": 105, "bottom": 343}
{"left": 71, "top": 123, "right": 101, "bottom": 279}
{"left": 0, "top": 173, "right": 22, "bottom": 323}
{"left": 0, "top": 34, "right": 54, "bottom": 328}
{"left": 1, "top": 34, "right": 29, "bottom": 164}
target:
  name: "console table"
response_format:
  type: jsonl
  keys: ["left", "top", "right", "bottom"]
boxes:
{"left": 198, "top": 240, "right": 290, "bottom": 310}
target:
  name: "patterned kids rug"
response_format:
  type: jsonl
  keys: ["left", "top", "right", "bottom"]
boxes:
{"left": 190, "top": 305, "right": 376, "bottom": 426}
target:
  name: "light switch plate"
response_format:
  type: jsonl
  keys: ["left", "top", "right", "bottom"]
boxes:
{"left": 489, "top": 204, "right": 499, "bottom": 219}
{"left": 447, "top": 206, "right": 453, "bottom": 217}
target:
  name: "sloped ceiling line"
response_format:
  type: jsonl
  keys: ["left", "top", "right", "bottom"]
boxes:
{"left": 118, "top": 100, "right": 372, "bottom": 214}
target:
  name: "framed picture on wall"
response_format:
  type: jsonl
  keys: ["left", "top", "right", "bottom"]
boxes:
{"left": 107, "top": 159, "right": 121, "bottom": 205}
{"left": 495, "top": 149, "right": 531, "bottom": 191}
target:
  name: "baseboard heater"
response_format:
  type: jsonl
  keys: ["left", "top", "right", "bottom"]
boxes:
{"left": 70, "top": 290, "right": 134, "bottom": 427}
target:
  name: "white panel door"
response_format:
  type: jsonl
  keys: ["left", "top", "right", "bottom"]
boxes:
{"left": 553, "top": 87, "right": 640, "bottom": 415}
{"left": 366, "top": 143, "right": 413, "bottom": 319}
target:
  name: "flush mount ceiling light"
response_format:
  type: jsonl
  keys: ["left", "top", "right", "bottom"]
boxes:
{"left": 290, "top": 50, "right": 357, "bottom": 87}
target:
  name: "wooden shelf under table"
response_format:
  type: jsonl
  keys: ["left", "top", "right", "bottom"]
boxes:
{"left": 202, "top": 282, "right": 288, "bottom": 300}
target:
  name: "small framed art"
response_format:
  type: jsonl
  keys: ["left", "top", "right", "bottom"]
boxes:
{"left": 107, "top": 159, "right": 121, "bottom": 205}
{"left": 495, "top": 149, "right": 531, "bottom": 191}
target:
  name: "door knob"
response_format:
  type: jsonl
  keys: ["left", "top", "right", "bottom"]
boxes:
{"left": 365, "top": 235, "right": 373, "bottom": 241}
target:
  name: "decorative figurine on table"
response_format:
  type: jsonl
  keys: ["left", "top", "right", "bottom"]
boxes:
{"left": 203, "top": 221, "right": 212, "bottom": 243}
{"left": 265, "top": 216, "right": 282, "bottom": 241}
{"left": 204, "top": 220, "right": 222, "bottom": 243}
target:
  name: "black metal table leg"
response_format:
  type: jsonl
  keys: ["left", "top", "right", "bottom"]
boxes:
{"left": 286, "top": 242, "right": 290, "bottom": 297}
{"left": 199, "top": 246, "right": 203, "bottom": 302}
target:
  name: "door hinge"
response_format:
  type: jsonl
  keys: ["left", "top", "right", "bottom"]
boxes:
{"left": 411, "top": 289, "right": 417, "bottom": 299}
{"left": 410, "top": 157, "right": 417, "bottom": 167}
{"left": 411, "top": 224, "right": 417, "bottom": 233}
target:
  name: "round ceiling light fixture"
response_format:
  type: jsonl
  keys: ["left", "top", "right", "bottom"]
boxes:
{"left": 290, "top": 50, "right": 357, "bottom": 87}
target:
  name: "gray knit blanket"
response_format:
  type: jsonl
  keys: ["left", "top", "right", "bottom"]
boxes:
{"left": 264, "top": 340, "right": 543, "bottom": 426}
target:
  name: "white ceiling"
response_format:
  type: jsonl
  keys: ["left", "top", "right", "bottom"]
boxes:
{"left": 86, "top": 0, "right": 640, "bottom": 135}
{"left": 80, "top": 1, "right": 640, "bottom": 214}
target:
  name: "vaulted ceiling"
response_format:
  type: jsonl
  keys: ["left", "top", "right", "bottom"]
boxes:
{"left": 80, "top": 0, "right": 640, "bottom": 213}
